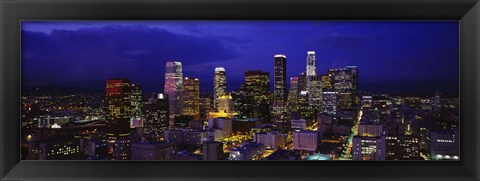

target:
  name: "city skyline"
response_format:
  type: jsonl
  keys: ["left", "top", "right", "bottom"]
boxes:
{"left": 22, "top": 21, "right": 459, "bottom": 94}
{"left": 21, "top": 21, "right": 459, "bottom": 161}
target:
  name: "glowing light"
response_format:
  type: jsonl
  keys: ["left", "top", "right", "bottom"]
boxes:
{"left": 307, "top": 51, "right": 315, "bottom": 54}
{"left": 215, "top": 67, "right": 225, "bottom": 72}
{"left": 274, "top": 54, "right": 286, "bottom": 58}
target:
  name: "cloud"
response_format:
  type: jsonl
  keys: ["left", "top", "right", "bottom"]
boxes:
{"left": 21, "top": 25, "right": 239, "bottom": 89}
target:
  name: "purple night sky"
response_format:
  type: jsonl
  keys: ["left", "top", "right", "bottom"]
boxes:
{"left": 21, "top": 21, "right": 459, "bottom": 94}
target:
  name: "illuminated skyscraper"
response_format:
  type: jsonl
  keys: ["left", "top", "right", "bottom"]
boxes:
{"left": 143, "top": 93, "right": 169, "bottom": 137}
{"left": 306, "top": 51, "right": 317, "bottom": 78}
{"left": 130, "top": 83, "right": 143, "bottom": 129}
{"left": 164, "top": 61, "right": 183, "bottom": 125}
{"left": 287, "top": 77, "right": 299, "bottom": 113}
{"left": 244, "top": 70, "right": 271, "bottom": 122}
{"left": 105, "top": 78, "right": 133, "bottom": 160}
{"left": 328, "top": 66, "right": 359, "bottom": 110}
{"left": 321, "top": 74, "right": 334, "bottom": 92}
{"left": 273, "top": 54, "right": 289, "bottom": 132}
{"left": 183, "top": 77, "right": 200, "bottom": 119}
{"left": 214, "top": 67, "right": 227, "bottom": 109}
{"left": 105, "top": 78, "right": 132, "bottom": 135}
{"left": 274, "top": 54, "right": 287, "bottom": 104}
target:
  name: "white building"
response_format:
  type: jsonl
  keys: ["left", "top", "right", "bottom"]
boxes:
{"left": 293, "top": 130, "right": 318, "bottom": 152}
{"left": 253, "top": 131, "right": 284, "bottom": 149}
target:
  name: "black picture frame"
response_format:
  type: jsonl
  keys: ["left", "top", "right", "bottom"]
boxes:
{"left": 1, "top": 0, "right": 479, "bottom": 180}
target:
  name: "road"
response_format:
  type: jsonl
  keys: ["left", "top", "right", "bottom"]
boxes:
{"left": 339, "top": 107, "right": 363, "bottom": 160}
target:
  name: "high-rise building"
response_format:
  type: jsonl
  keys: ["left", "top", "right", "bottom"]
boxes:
{"left": 164, "top": 61, "right": 183, "bottom": 125}
{"left": 214, "top": 67, "right": 227, "bottom": 109}
{"left": 329, "top": 66, "right": 359, "bottom": 110}
{"left": 106, "top": 78, "right": 133, "bottom": 135}
{"left": 306, "top": 51, "right": 317, "bottom": 79}
{"left": 274, "top": 54, "right": 287, "bottom": 104}
{"left": 309, "top": 75, "right": 322, "bottom": 111}
{"left": 273, "top": 54, "right": 289, "bottom": 132}
{"left": 130, "top": 83, "right": 143, "bottom": 129}
{"left": 202, "top": 141, "right": 224, "bottom": 160}
{"left": 322, "top": 92, "right": 339, "bottom": 116}
{"left": 298, "top": 72, "right": 307, "bottom": 92}
{"left": 199, "top": 97, "right": 212, "bottom": 120}
{"left": 183, "top": 77, "right": 200, "bottom": 119}
{"left": 287, "top": 77, "right": 299, "bottom": 113}
{"left": 143, "top": 93, "right": 169, "bottom": 137}
{"left": 243, "top": 70, "right": 271, "bottom": 122}
{"left": 321, "top": 74, "right": 334, "bottom": 92}
{"left": 105, "top": 78, "right": 134, "bottom": 160}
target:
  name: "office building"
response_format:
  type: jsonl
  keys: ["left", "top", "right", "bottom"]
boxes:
{"left": 183, "top": 77, "right": 200, "bottom": 119}
{"left": 214, "top": 67, "right": 227, "bottom": 109}
{"left": 143, "top": 93, "right": 169, "bottom": 137}
{"left": 164, "top": 61, "right": 183, "bottom": 125}
{"left": 292, "top": 130, "right": 318, "bottom": 152}
{"left": 253, "top": 131, "right": 284, "bottom": 149}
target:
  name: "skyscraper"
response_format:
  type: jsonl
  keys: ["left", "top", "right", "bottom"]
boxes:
{"left": 214, "top": 67, "right": 227, "bottom": 109}
{"left": 273, "top": 54, "right": 289, "bottom": 132}
{"left": 183, "top": 77, "right": 200, "bottom": 119}
{"left": 105, "top": 78, "right": 132, "bottom": 135}
{"left": 305, "top": 51, "right": 322, "bottom": 109}
{"left": 243, "top": 70, "right": 271, "bottom": 122}
{"left": 287, "top": 77, "right": 299, "bottom": 113}
{"left": 130, "top": 83, "right": 143, "bottom": 129}
{"left": 143, "top": 93, "right": 169, "bottom": 137}
{"left": 274, "top": 54, "right": 287, "bottom": 104}
{"left": 164, "top": 61, "right": 183, "bottom": 125}
{"left": 105, "top": 78, "right": 133, "bottom": 160}
{"left": 329, "top": 66, "right": 359, "bottom": 110}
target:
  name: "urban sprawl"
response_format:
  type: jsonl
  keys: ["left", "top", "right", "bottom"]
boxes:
{"left": 21, "top": 51, "right": 459, "bottom": 161}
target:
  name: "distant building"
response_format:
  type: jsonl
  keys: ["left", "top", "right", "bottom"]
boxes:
{"left": 253, "top": 131, "right": 284, "bottom": 149}
{"left": 292, "top": 130, "right": 318, "bottom": 152}
{"left": 202, "top": 141, "right": 224, "bottom": 160}
{"left": 322, "top": 92, "right": 339, "bottom": 115}
{"left": 131, "top": 141, "right": 174, "bottom": 160}
{"left": 242, "top": 70, "right": 271, "bottom": 122}
{"left": 229, "top": 142, "right": 266, "bottom": 160}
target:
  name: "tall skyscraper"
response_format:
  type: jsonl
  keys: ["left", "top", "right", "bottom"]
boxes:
{"left": 287, "top": 77, "right": 299, "bottom": 113}
{"left": 105, "top": 78, "right": 132, "bottom": 135}
{"left": 329, "top": 66, "right": 359, "bottom": 110}
{"left": 214, "top": 67, "right": 227, "bottom": 109}
{"left": 105, "top": 78, "right": 133, "bottom": 160}
{"left": 305, "top": 51, "right": 322, "bottom": 109}
{"left": 164, "top": 61, "right": 183, "bottom": 125}
{"left": 243, "top": 70, "right": 271, "bottom": 122}
{"left": 274, "top": 54, "right": 287, "bottom": 104}
{"left": 183, "top": 77, "right": 200, "bottom": 119}
{"left": 143, "top": 93, "right": 169, "bottom": 137}
{"left": 306, "top": 51, "right": 317, "bottom": 94}
{"left": 130, "top": 83, "right": 143, "bottom": 129}
{"left": 273, "top": 54, "right": 289, "bottom": 132}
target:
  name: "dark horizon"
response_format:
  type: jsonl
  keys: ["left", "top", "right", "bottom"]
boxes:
{"left": 21, "top": 21, "right": 460, "bottom": 95}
